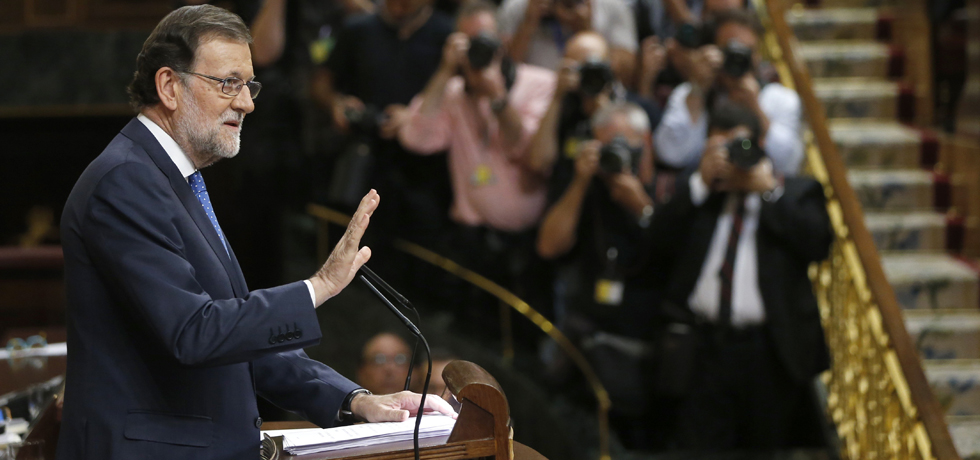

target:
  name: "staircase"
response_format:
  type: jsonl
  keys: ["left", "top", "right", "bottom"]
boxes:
{"left": 785, "top": 1, "right": 980, "bottom": 458}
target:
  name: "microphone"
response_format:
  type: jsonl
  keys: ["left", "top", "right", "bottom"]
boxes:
{"left": 360, "top": 266, "right": 421, "bottom": 392}
{"left": 359, "top": 269, "right": 432, "bottom": 460}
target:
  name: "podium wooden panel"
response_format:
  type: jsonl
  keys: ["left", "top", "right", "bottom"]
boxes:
{"left": 267, "top": 360, "right": 545, "bottom": 460}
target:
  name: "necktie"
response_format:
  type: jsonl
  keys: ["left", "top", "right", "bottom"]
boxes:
{"left": 717, "top": 193, "right": 747, "bottom": 328}
{"left": 188, "top": 171, "right": 229, "bottom": 256}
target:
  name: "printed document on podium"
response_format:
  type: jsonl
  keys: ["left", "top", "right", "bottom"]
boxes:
{"left": 262, "top": 414, "right": 456, "bottom": 456}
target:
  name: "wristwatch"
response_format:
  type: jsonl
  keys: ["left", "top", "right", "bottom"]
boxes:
{"left": 339, "top": 388, "right": 372, "bottom": 423}
{"left": 638, "top": 204, "right": 655, "bottom": 228}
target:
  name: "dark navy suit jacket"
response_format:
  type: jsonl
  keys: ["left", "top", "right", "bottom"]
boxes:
{"left": 56, "top": 119, "right": 360, "bottom": 460}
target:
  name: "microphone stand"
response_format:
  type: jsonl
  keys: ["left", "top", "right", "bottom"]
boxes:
{"left": 360, "top": 273, "right": 430, "bottom": 460}
{"left": 360, "top": 266, "right": 421, "bottom": 392}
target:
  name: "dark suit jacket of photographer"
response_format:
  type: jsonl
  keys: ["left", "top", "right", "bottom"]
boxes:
{"left": 649, "top": 173, "right": 832, "bottom": 383}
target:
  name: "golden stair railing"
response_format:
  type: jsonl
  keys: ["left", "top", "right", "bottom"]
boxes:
{"left": 306, "top": 203, "right": 612, "bottom": 460}
{"left": 753, "top": 1, "right": 960, "bottom": 459}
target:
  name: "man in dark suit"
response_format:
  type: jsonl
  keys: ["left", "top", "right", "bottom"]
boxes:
{"left": 57, "top": 6, "right": 454, "bottom": 460}
{"left": 650, "top": 99, "right": 832, "bottom": 450}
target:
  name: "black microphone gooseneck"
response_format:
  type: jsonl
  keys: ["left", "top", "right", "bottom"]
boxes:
{"left": 360, "top": 266, "right": 421, "bottom": 392}
{"left": 359, "top": 273, "right": 430, "bottom": 460}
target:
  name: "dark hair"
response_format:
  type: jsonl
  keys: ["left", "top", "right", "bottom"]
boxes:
{"left": 708, "top": 98, "right": 761, "bottom": 141}
{"left": 456, "top": 0, "right": 497, "bottom": 23}
{"left": 127, "top": 5, "right": 252, "bottom": 109}
{"left": 710, "top": 8, "right": 764, "bottom": 39}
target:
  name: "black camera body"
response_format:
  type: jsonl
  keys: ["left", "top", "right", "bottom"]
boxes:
{"left": 579, "top": 58, "right": 614, "bottom": 96}
{"left": 344, "top": 105, "right": 384, "bottom": 136}
{"left": 468, "top": 33, "right": 501, "bottom": 70}
{"left": 599, "top": 135, "right": 643, "bottom": 175}
{"left": 726, "top": 135, "right": 765, "bottom": 170}
{"left": 721, "top": 40, "right": 754, "bottom": 78}
{"left": 676, "top": 22, "right": 714, "bottom": 49}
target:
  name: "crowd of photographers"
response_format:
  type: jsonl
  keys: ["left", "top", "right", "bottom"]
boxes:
{"left": 204, "top": 0, "right": 832, "bottom": 453}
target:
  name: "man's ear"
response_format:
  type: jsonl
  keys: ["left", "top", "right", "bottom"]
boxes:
{"left": 155, "top": 67, "right": 181, "bottom": 111}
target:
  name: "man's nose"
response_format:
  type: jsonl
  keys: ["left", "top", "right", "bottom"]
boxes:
{"left": 232, "top": 87, "right": 255, "bottom": 113}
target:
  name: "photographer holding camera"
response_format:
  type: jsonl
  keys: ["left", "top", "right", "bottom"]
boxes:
{"left": 526, "top": 32, "right": 662, "bottom": 178}
{"left": 536, "top": 102, "right": 666, "bottom": 449}
{"left": 399, "top": 0, "right": 555, "bottom": 233}
{"left": 648, "top": 99, "right": 831, "bottom": 450}
{"left": 654, "top": 8, "right": 803, "bottom": 176}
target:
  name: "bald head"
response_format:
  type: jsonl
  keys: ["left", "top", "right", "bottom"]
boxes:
{"left": 564, "top": 31, "right": 609, "bottom": 63}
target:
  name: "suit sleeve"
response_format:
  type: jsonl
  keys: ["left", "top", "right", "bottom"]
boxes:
{"left": 83, "top": 162, "right": 323, "bottom": 367}
{"left": 758, "top": 177, "right": 833, "bottom": 263}
{"left": 253, "top": 349, "right": 361, "bottom": 428}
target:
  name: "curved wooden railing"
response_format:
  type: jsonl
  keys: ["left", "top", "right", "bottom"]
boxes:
{"left": 754, "top": 1, "right": 959, "bottom": 459}
{"left": 306, "top": 203, "right": 613, "bottom": 460}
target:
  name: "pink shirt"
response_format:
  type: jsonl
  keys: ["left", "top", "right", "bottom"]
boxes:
{"left": 399, "top": 65, "right": 556, "bottom": 232}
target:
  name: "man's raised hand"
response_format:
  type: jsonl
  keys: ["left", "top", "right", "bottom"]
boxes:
{"left": 309, "top": 190, "right": 379, "bottom": 306}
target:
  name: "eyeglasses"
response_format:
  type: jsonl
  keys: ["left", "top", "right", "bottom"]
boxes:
{"left": 183, "top": 71, "right": 262, "bottom": 99}
{"left": 370, "top": 353, "right": 409, "bottom": 366}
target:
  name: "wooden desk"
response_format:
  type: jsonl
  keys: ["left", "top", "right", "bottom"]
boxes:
{"left": 262, "top": 361, "right": 547, "bottom": 460}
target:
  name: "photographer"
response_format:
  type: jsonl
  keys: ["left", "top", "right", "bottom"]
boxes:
{"left": 498, "top": 0, "right": 637, "bottom": 87}
{"left": 399, "top": 0, "right": 555, "bottom": 232}
{"left": 536, "top": 102, "right": 665, "bottom": 449}
{"left": 527, "top": 32, "right": 662, "bottom": 178}
{"left": 312, "top": 0, "right": 454, "bottom": 246}
{"left": 398, "top": 0, "right": 555, "bottom": 321}
{"left": 654, "top": 8, "right": 803, "bottom": 175}
{"left": 649, "top": 99, "right": 831, "bottom": 450}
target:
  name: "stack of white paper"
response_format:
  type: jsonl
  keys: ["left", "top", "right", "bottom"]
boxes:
{"left": 262, "top": 415, "right": 456, "bottom": 456}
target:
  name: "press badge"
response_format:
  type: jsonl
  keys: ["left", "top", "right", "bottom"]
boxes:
{"left": 471, "top": 164, "right": 496, "bottom": 187}
{"left": 594, "top": 278, "right": 624, "bottom": 306}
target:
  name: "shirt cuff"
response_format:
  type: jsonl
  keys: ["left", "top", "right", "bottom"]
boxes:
{"left": 689, "top": 172, "right": 710, "bottom": 206}
{"left": 303, "top": 280, "right": 317, "bottom": 307}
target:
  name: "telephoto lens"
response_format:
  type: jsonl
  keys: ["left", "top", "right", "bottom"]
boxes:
{"left": 676, "top": 22, "right": 705, "bottom": 49}
{"left": 726, "top": 135, "right": 765, "bottom": 170}
{"left": 598, "top": 135, "right": 642, "bottom": 175}
{"left": 467, "top": 33, "right": 501, "bottom": 70}
{"left": 578, "top": 58, "right": 614, "bottom": 96}
{"left": 722, "top": 40, "right": 754, "bottom": 77}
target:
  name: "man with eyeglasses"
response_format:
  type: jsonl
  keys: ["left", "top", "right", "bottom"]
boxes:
{"left": 57, "top": 6, "right": 454, "bottom": 460}
{"left": 356, "top": 332, "right": 413, "bottom": 395}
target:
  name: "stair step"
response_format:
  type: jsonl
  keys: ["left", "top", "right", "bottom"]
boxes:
{"left": 924, "top": 361, "right": 980, "bottom": 417}
{"left": 798, "top": 41, "right": 898, "bottom": 78}
{"left": 947, "top": 415, "right": 980, "bottom": 459}
{"left": 813, "top": 79, "right": 899, "bottom": 119}
{"left": 905, "top": 310, "right": 980, "bottom": 360}
{"left": 866, "top": 211, "right": 947, "bottom": 252}
{"left": 829, "top": 121, "right": 921, "bottom": 169}
{"left": 882, "top": 253, "right": 980, "bottom": 310}
{"left": 848, "top": 169, "right": 934, "bottom": 211}
{"left": 785, "top": 8, "right": 879, "bottom": 41}
{"left": 781, "top": 0, "right": 897, "bottom": 9}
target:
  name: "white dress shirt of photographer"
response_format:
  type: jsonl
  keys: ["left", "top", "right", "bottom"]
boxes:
{"left": 653, "top": 9, "right": 803, "bottom": 176}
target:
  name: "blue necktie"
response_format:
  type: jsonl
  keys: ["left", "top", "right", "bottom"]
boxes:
{"left": 188, "top": 171, "right": 229, "bottom": 255}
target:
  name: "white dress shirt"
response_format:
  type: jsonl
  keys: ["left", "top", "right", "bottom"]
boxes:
{"left": 137, "top": 114, "right": 319, "bottom": 306}
{"left": 686, "top": 172, "right": 766, "bottom": 327}
{"left": 654, "top": 82, "right": 804, "bottom": 176}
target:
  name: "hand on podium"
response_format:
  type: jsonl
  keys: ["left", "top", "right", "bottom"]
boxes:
{"left": 350, "top": 390, "right": 458, "bottom": 423}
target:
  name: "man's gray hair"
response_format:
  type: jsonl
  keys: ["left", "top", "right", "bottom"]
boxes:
{"left": 591, "top": 102, "right": 651, "bottom": 134}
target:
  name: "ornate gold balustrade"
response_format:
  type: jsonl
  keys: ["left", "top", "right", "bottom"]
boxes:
{"left": 753, "top": 1, "right": 960, "bottom": 459}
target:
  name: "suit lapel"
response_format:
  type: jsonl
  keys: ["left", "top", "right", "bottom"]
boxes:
{"left": 120, "top": 118, "right": 248, "bottom": 297}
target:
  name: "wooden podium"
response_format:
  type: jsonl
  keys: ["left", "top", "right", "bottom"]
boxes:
{"left": 265, "top": 360, "right": 545, "bottom": 460}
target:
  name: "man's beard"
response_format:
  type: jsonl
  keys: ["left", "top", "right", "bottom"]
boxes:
{"left": 174, "top": 87, "right": 244, "bottom": 166}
